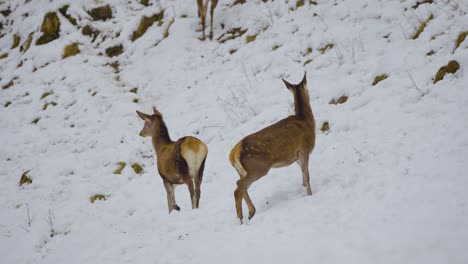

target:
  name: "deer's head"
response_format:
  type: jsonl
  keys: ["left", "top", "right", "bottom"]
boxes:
{"left": 136, "top": 107, "right": 163, "bottom": 137}
{"left": 282, "top": 72, "right": 309, "bottom": 101}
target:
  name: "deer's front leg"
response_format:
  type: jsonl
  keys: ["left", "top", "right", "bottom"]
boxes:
{"left": 163, "top": 179, "right": 179, "bottom": 213}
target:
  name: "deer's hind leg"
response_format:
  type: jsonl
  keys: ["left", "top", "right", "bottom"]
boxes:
{"left": 209, "top": 0, "right": 218, "bottom": 39}
{"left": 194, "top": 158, "right": 206, "bottom": 208}
{"left": 234, "top": 171, "right": 265, "bottom": 223}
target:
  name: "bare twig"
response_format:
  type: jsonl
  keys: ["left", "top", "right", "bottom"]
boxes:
{"left": 19, "top": 203, "right": 33, "bottom": 232}
{"left": 407, "top": 72, "right": 425, "bottom": 96}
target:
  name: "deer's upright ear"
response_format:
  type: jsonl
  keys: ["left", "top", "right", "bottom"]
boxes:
{"left": 153, "top": 106, "right": 162, "bottom": 117}
{"left": 136, "top": 110, "right": 151, "bottom": 122}
{"left": 282, "top": 78, "right": 294, "bottom": 91}
{"left": 300, "top": 72, "right": 307, "bottom": 86}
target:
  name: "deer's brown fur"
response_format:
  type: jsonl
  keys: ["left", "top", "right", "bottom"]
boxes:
{"left": 196, "top": 0, "right": 218, "bottom": 40}
{"left": 137, "top": 107, "right": 208, "bottom": 213}
{"left": 229, "top": 72, "right": 316, "bottom": 223}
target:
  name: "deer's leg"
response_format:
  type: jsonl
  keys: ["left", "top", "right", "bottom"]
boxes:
{"left": 209, "top": 0, "right": 218, "bottom": 39}
{"left": 234, "top": 183, "right": 244, "bottom": 223}
{"left": 235, "top": 176, "right": 259, "bottom": 222}
{"left": 186, "top": 179, "right": 196, "bottom": 209}
{"left": 195, "top": 158, "right": 206, "bottom": 208}
{"left": 299, "top": 156, "right": 312, "bottom": 195}
{"left": 163, "top": 179, "right": 179, "bottom": 213}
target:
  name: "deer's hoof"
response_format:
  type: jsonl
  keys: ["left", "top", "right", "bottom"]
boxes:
{"left": 173, "top": 204, "right": 180, "bottom": 211}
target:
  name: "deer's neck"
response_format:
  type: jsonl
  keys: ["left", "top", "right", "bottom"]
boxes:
{"left": 151, "top": 120, "right": 172, "bottom": 154}
{"left": 293, "top": 91, "right": 314, "bottom": 122}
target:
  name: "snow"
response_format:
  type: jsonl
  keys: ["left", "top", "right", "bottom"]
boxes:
{"left": 1, "top": 0, "right": 468, "bottom": 263}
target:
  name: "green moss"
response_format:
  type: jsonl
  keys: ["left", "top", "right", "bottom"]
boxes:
{"left": 2, "top": 80, "right": 14, "bottom": 90}
{"left": 20, "top": 32, "right": 33, "bottom": 52}
{"left": 296, "top": 0, "right": 305, "bottom": 8}
{"left": 426, "top": 50, "right": 435, "bottom": 56}
{"left": 309, "top": 0, "right": 318, "bottom": 5}
{"left": 433, "top": 60, "right": 460, "bottom": 84}
{"left": 318, "top": 43, "right": 334, "bottom": 54}
{"left": 59, "top": 5, "right": 77, "bottom": 26}
{"left": 231, "top": 0, "right": 246, "bottom": 6}
{"left": 411, "top": 14, "right": 433, "bottom": 40}
{"left": 40, "top": 91, "right": 53, "bottom": 100}
{"left": 105, "top": 44, "right": 123, "bottom": 57}
{"left": 82, "top": 25, "right": 100, "bottom": 42}
{"left": 180, "top": 14, "right": 188, "bottom": 18}
{"left": 4, "top": 101, "right": 12, "bottom": 107}
{"left": 272, "top": 45, "right": 281, "bottom": 51}
{"left": 140, "top": 0, "right": 149, "bottom": 6}
{"left": 131, "top": 163, "right": 144, "bottom": 174}
{"left": 131, "top": 10, "right": 165, "bottom": 41}
{"left": 36, "top": 12, "right": 61, "bottom": 45}
{"left": 11, "top": 34, "right": 20, "bottom": 49}
{"left": 320, "top": 121, "right": 329, "bottom": 133}
{"left": 163, "top": 19, "right": 174, "bottom": 39}
{"left": 303, "top": 59, "right": 312, "bottom": 66}
{"left": 0, "top": 53, "right": 7, "bottom": 60}
{"left": 453, "top": 31, "right": 468, "bottom": 53}
{"left": 42, "top": 101, "right": 57, "bottom": 110}
{"left": 246, "top": 34, "right": 257, "bottom": 43}
{"left": 62, "top": 43, "right": 80, "bottom": 59}
{"left": 90, "top": 194, "right": 107, "bottom": 203}
{"left": 329, "top": 95, "right": 348, "bottom": 105}
{"left": 372, "top": 74, "right": 388, "bottom": 86}
{"left": 305, "top": 47, "right": 313, "bottom": 55}
{"left": 113, "top": 162, "right": 126, "bottom": 174}
{"left": 19, "top": 170, "right": 32, "bottom": 186}
{"left": 133, "top": 98, "right": 139, "bottom": 103}
{"left": 89, "top": 5, "right": 112, "bottom": 21}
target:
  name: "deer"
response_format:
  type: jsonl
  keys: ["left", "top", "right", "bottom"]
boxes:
{"left": 196, "top": 0, "right": 218, "bottom": 40}
{"left": 137, "top": 107, "right": 208, "bottom": 214}
{"left": 229, "top": 72, "right": 316, "bottom": 223}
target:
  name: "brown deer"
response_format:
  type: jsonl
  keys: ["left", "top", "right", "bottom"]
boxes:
{"left": 137, "top": 107, "right": 208, "bottom": 213}
{"left": 196, "top": 0, "right": 218, "bottom": 40}
{"left": 229, "top": 72, "right": 316, "bottom": 223}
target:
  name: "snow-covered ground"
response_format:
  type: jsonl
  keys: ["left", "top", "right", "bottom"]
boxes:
{"left": 1, "top": 0, "right": 467, "bottom": 263}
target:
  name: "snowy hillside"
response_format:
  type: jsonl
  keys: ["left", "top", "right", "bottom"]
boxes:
{"left": 1, "top": 0, "right": 467, "bottom": 263}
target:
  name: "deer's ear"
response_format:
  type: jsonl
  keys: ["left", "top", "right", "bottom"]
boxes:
{"left": 300, "top": 71, "right": 307, "bottom": 86}
{"left": 153, "top": 106, "right": 162, "bottom": 117}
{"left": 282, "top": 78, "right": 294, "bottom": 91}
{"left": 136, "top": 110, "right": 151, "bottom": 121}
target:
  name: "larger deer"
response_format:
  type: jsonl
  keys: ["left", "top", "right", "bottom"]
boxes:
{"left": 229, "top": 72, "right": 316, "bottom": 223}
{"left": 137, "top": 107, "right": 208, "bottom": 213}
{"left": 196, "top": 0, "right": 218, "bottom": 40}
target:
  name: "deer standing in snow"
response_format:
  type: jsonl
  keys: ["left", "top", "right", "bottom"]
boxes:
{"left": 137, "top": 107, "right": 208, "bottom": 213}
{"left": 197, "top": 0, "right": 218, "bottom": 40}
{"left": 229, "top": 72, "right": 316, "bottom": 223}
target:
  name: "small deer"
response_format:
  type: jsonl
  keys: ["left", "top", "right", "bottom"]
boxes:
{"left": 196, "top": 0, "right": 218, "bottom": 40}
{"left": 137, "top": 107, "right": 208, "bottom": 213}
{"left": 229, "top": 72, "right": 316, "bottom": 223}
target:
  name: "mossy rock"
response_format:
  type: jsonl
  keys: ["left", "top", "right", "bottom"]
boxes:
{"left": 303, "top": 59, "right": 312, "bottom": 66}
{"left": 36, "top": 12, "right": 61, "bottom": 45}
{"left": 246, "top": 34, "right": 257, "bottom": 43}
{"left": 42, "top": 101, "right": 57, "bottom": 110}
{"left": 59, "top": 5, "right": 77, "bottom": 26}
{"left": 82, "top": 25, "right": 100, "bottom": 42}
{"left": 2, "top": 80, "right": 14, "bottom": 90}
{"left": 231, "top": 0, "right": 246, "bottom": 6}
{"left": 411, "top": 14, "right": 433, "bottom": 40}
{"left": 4, "top": 101, "right": 12, "bottom": 107}
{"left": 11, "top": 34, "right": 20, "bottom": 49}
{"left": 131, "top": 10, "right": 165, "bottom": 41}
{"left": 309, "top": 0, "right": 318, "bottom": 5}
{"left": 329, "top": 95, "right": 348, "bottom": 105}
{"left": 113, "top": 162, "right": 126, "bottom": 174}
{"left": 296, "top": 0, "right": 305, "bottom": 8}
{"left": 272, "top": 45, "right": 281, "bottom": 51}
{"left": 131, "top": 163, "right": 144, "bottom": 174}
{"left": 40, "top": 91, "right": 53, "bottom": 100}
{"left": 426, "top": 50, "right": 435, "bottom": 56}
{"left": 319, "top": 43, "right": 333, "bottom": 54}
{"left": 89, "top": 5, "right": 112, "bottom": 21}
{"left": 140, "top": 0, "right": 150, "bottom": 6}
{"left": 90, "top": 194, "right": 107, "bottom": 203}
{"left": 133, "top": 98, "right": 139, "bottom": 103}
{"left": 372, "top": 74, "right": 388, "bottom": 86}
{"left": 433, "top": 60, "right": 460, "bottom": 84}
{"left": 320, "top": 121, "right": 330, "bottom": 133}
{"left": 62, "top": 43, "right": 80, "bottom": 59}
{"left": 305, "top": 47, "right": 313, "bottom": 55}
{"left": 19, "top": 170, "right": 32, "bottom": 186}
{"left": 163, "top": 19, "right": 174, "bottom": 39}
{"left": 20, "top": 32, "right": 33, "bottom": 52}
{"left": 453, "top": 31, "right": 468, "bottom": 53}
{"left": 106, "top": 44, "right": 123, "bottom": 57}
{"left": 0, "top": 53, "right": 7, "bottom": 60}
{"left": 31, "top": 118, "right": 40, "bottom": 124}
{"left": 1, "top": 9, "right": 11, "bottom": 17}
